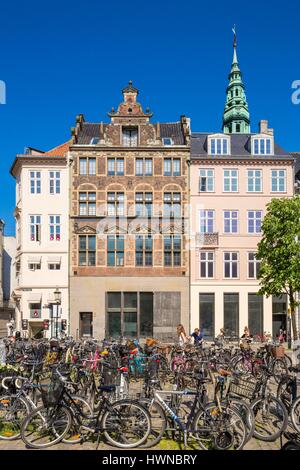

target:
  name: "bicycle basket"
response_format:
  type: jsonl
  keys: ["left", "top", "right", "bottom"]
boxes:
{"left": 271, "top": 346, "right": 285, "bottom": 358}
{"left": 40, "top": 378, "right": 64, "bottom": 407}
{"left": 229, "top": 375, "right": 257, "bottom": 400}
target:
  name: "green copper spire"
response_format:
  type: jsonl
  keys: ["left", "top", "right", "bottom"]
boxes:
{"left": 222, "top": 26, "right": 250, "bottom": 133}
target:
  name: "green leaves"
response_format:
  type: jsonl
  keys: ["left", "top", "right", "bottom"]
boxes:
{"left": 257, "top": 195, "right": 300, "bottom": 309}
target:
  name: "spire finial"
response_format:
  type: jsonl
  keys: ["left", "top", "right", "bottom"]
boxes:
{"left": 232, "top": 24, "right": 237, "bottom": 48}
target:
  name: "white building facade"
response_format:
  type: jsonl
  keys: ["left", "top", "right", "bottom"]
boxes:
{"left": 11, "top": 143, "right": 70, "bottom": 338}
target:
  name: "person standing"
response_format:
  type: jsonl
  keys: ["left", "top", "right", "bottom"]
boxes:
{"left": 176, "top": 324, "right": 188, "bottom": 347}
{"left": 190, "top": 328, "right": 204, "bottom": 345}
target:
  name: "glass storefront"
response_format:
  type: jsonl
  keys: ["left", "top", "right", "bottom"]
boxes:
{"left": 106, "top": 292, "right": 153, "bottom": 338}
{"left": 199, "top": 293, "right": 215, "bottom": 340}
{"left": 224, "top": 293, "right": 239, "bottom": 337}
{"left": 248, "top": 293, "right": 263, "bottom": 337}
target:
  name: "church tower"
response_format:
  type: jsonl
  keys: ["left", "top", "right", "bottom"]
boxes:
{"left": 222, "top": 27, "right": 250, "bottom": 133}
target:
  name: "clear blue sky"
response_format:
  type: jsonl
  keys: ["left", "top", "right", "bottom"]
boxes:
{"left": 1, "top": 0, "right": 299, "bottom": 235}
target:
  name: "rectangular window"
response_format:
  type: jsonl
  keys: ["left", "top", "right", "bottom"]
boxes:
{"left": 247, "top": 211, "right": 262, "bottom": 234}
{"left": 107, "top": 158, "right": 124, "bottom": 176}
{"left": 253, "top": 138, "right": 272, "bottom": 155}
{"left": 79, "top": 235, "right": 96, "bottom": 266}
{"left": 49, "top": 263, "right": 61, "bottom": 270}
{"left": 164, "top": 192, "right": 181, "bottom": 217}
{"left": 29, "top": 262, "right": 41, "bottom": 271}
{"left": 247, "top": 169, "right": 262, "bottom": 192}
{"left": 122, "top": 128, "right": 138, "bottom": 147}
{"left": 200, "top": 252, "right": 214, "bottom": 278}
{"left": 248, "top": 294, "right": 263, "bottom": 337}
{"left": 106, "top": 292, "right": 153, "bottom": 338}
{"left": 135, "top": 192, "right": 152, "bottom": 217}
{"left": 199, "top": 169, "right": 214, "bottom": 192}
{"left": 164, "top": 235, "right": 181, "bottom": 266}
{"left": 224, "top": 210, "right": 238, "bottom": 234}
{"left": 199, "top": 293, "right": 215, "bottom": 340}
{"left": 164, "top": 158, "right": 181, "bottom": 176}
{"left": 210, "top": 138, "right": 229, "bottom": 155}
{"left": 79, "top": 192, "right": 96, "bottom": 216}
{"left": 107, "top": 192, "right": 125, "bottom": 216}
{"left": 224, "top": 293, "right": 239, "bottom": 337}
{"left": 271, "top": 170, "right": 286, "bottom": 192}
{"left": 224, "top": 252, "right": 239, "bottom": 278}
{"left": 79, "top": 158, "right": 96, "bottom": 175}
{"left": 135, "top": 158, "right": 152, "bottom": 176}
{"left": 49, "top": 215, "right": 61, "bottom": 241}
{"left": 223, "top": 169, "right": 238, "bottom": 192}
{"left": 49, "top": 171, "right": 60, "bottom": 194}
{"left": 200, "top": 210, "right": 214, "bottom": 233}
{"left": 135, "top": 235, "right": 153, "bottom": 266}
{"left": 30, "top": 215, "right": 41, "bottom": 242}
{"left": 107, "top": 235, "right": 124, "bottom": 266}
{"left": 248, "top": 252, "right": 261, "bottom": 278}
{"left": 30, "top": 171, "right": 41, "bottom": 194}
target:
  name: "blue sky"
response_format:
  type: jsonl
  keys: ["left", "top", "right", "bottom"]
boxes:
{"left": 0, "top": 0, "right": 299, "bottom": 235}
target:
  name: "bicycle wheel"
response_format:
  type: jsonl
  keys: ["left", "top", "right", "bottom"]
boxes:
{"left": 21, "top": 404, "right": 72, "bottom": 449}
{"left": 290, "top": 396, "right": 300, "bottom": 433}
{"left": 272, "top": 359, "right": 288, "bottom": 384}
{"left": 227, "top": 398, "right": 255, "bottom": 443}
{"left": 102, "top": 400, "right": 151, "bottom": 448}
{"left": 0, "top": 395, "right": 30, "bottom": 440}
{"left": 139, "top": 398, "right": 167, "bottom": 448}
{"left": 251, "top": 396, "right": 288, "bottom": 441}
{"left": 234, "top": 357, "right": 252, "bottom": 374}
{"left": 62, "top": 396, "right": 93, "bottom": 444}
{"left": 193, "top": 402, "right": 247, "bottom": 450}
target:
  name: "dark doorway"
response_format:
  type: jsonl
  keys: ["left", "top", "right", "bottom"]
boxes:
{"left": 80, "top": 312, "right": 93, "bottom": 337}
{"left": 272, "top": 295, "right": 287, "bottom": 340}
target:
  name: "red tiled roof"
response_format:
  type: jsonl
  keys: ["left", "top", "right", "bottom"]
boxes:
{"left": 44, "top": 140, "right": 71, "bottom": 156}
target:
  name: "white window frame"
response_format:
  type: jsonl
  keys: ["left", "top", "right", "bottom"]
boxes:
{"left": 28, "top": 262, "right": 41, "bottom": 271}
{"left": 49, "top": 215, "right": 61, "bottom": 241}
{"left": 30, "top": 171, "right": 41, "bottom": 194}
{"left": 30, "top": 215, "right": 41, "bottom": 242}
{"left": 223, "top": 210, "right": 239, "bottom": 234}
{"left": 251, "top": 135, "right": 274, "bottom": 155}
{"left": 247, "top": 252, "right": 261, "bottom": 279}
{"left": 49, "top": 171, "right": 61, "bottom": 194}
{"left": 200, "top": 251, "right": 214, "bottom": 278}
{"left": 223, "top": 251, "right": 239, "bottom": 279}
{"left": 271, "top": 169, "right": 286, "bottom": 193}
{"left": 223, "top": 169, "right": 239, "bottom": 192}
{"left": 162, "top": 137, "right": 174, "bottom": 146}
{"left": 208, "top": 135, "right": 230, "bottom": 155}
{"left": 247, "top": 210, "right": 263, "bottom": 234}
{"left": 247, "top": 169, "right": 262, "bottom": 192}
{"left": 199, "top": 169, "right": 215, "bottom": 192}
{"left": 199, "top": 210, "right": 215, "bottom": 234}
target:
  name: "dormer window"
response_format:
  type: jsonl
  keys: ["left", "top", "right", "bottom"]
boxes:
{"left": 252, "top": 136, "right": 273, "bottom": 155}
{"left": 90, "top": 137, "right": 99, "bottom": 145}
{"left": 122, "top": 127, "right": 138, "bottom": 147}
{"left": 162, "top": 137, "right": 173, "bottom": 146}
{"left": 209, "top": 136, "right": 230, "bottom": 155}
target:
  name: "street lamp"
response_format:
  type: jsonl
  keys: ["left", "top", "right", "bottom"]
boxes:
{"left": 53, "top": 287, "right": 61, "bottom": 338}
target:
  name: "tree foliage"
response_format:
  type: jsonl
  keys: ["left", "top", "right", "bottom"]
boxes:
{"left": 257, "top": 196, "right": 300, "bottom": 338}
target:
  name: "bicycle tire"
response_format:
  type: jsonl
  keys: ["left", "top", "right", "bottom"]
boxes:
{"left": 290, "top": 395, "right": 300, "bottom": 433}
{"left": 139, "top": 398, "right": 167, "bottom": 448}
{"left": 0, "top": 395, "right": 30, "bottom": 440}
{"left": 250, "top": 396, "right": 288, "bottom": 441}
{"left": 21, "top": 404, "right": 72, "bottom": 449}
{"left": 102, "top": 399, "right": 151, "bottom": 448}
{"left": 62, "top": 396, "right": 93, "bottom": 444}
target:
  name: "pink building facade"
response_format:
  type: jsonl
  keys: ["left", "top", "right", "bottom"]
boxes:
{"left": 190, "top": 121, "right": 295, "bottom": 339}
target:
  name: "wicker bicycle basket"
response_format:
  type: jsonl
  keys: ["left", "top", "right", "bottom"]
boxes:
{"left": 229, "top": 375, "right": 257, "bottom": 400}
{"left": 271, "top": 346, "right": 285, "bottom": 358}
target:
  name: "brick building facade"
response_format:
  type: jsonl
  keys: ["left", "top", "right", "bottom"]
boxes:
{"left": 69, "top": 82, "right": 190, "bottom": 340}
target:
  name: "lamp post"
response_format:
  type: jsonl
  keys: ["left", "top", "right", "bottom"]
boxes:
{"left": 287, "top": 307, "right": 292, "bottom": 349}
{"left": 53, "top": 287, "right": 62, "bottom": 338}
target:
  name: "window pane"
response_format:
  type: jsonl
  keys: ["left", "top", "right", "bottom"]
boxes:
{"left": 108, "top": 311, "right": 121, "bottom": 337}
{"left": 124, "top": 312, "right": 137, "bottom": 337}
{"left": 224, "top": 293, "right": 239, "bottom": 336}
{"left": 199, "top": 293, "right": 215, "bottom": 340}
{"left": 124, "top": 292, "right": 137, "bottom": 310}
{"left": 88, "top": 236, "right": 96, "bottom": 250}
{"left": 89, "top": 158, "right": 96, "bottom": 175}
{"left": 107, "top": 292, "right": 121, "bottom": 309}
{"left": 140, "top": 293, "right": 153, "bottom": 337}
{"left": 248, "top": 294, "right": 263, "bottom": 336}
